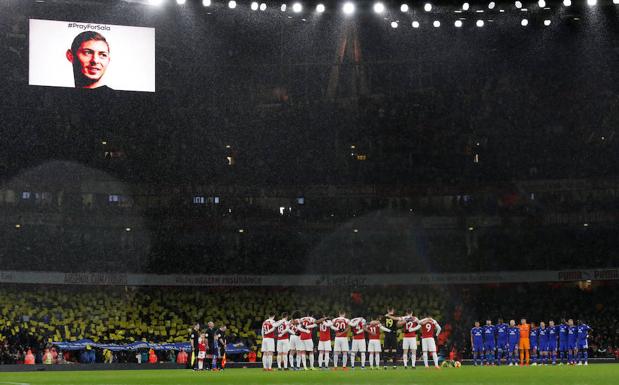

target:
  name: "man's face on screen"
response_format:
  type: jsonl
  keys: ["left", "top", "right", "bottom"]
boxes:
{"left": 67, "top": 40, "right": 110, "bottom": 87}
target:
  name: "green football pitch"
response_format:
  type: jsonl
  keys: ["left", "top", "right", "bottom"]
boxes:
{"left": 1, "top": 365, "right": 618, "bottom": 385}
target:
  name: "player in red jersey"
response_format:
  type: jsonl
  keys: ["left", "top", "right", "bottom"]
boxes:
{"left": 418, "top": 317, "right": 442, "bottom": 368}
{"left": 350, "top": 316, "right": 367, "bottom": 369}
{"left": 300, "top": 313, "right": 318, "bottom": 370}
{"left": 261, "top": 312, "right": 284, "bottom": 371}
{"left": 275, "top": 313, "right": 291, "bottom": 370}
{"left": 330, "top": 311, "right": 361, "bottom": 370}
{"left": 365, "top": 317, "right": 392, "bottom": 370}
{"left": 386, "top": 310, "right": 420, "bottom": 369}
{"left": 316, "top": 315, "right": 333, "bottom": 369}
{"left": 289, "top": 318, "right": 310, "bottom": 370}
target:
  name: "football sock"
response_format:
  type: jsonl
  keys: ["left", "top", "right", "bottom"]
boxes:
{"left": 423, "top": 352, "right": 429, "bottom": 367}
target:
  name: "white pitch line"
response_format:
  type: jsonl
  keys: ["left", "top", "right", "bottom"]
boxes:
{"left": 0, "top": 382, "right": 31, "bottom": 385}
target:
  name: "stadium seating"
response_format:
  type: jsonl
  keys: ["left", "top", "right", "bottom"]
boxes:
{"left": 0, "top": 283, "right": 617, "bottom": 364}
{"left": 0, "top": 285, "right": 448, "bottom": 363}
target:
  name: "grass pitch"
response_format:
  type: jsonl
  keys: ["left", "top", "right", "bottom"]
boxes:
{"left": 0, "top": 365, "right": 618, "bottom": 385}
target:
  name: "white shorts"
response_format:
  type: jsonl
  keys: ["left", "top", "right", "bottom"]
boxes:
{"left": 421, "top": 337, "right": 436, "bottom": 352}
{"left": 197, "top": 351, "right": 206, "bottom": 359}
{"left": 334, "top": 337, "right": 349, "bottom": 352}
{"left": 301, "top": 339, "right": 314, "bottom": 351}
{"left": 289, "top": 335, "right": 301, "bottom": 351}
{"left": 261, "top": 337, "right": 275, "bottom": 353}
{"left": 351, "top": 339, "right": 367, "bottom": 353}
{"left": 403, "top": 337, "right": 418, "bottom": 351}
{"left": 368, "top": 340, "right": 382, "bottom": 353}
{"left": 277, "top": 339, "right": 290, "bottom": 354}
{"left": 318, "top": 340, "right": 332, "bottom": 351}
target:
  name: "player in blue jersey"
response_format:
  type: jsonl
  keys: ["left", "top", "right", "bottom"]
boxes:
{"left": 558, "top": 319, "right": 569, "bottom": 365}
{"left": 471, "top": 321, "right": 484, "bottom": 366}
{"left": 507, "top": 320, "right": 520, "bottom": 366}
{"left": 482, "top": 319, "right": 496, "bottom": 365}
{"left": 547, "top": 320, "right": 558, "bottom": 365}
{"left": 529, "top": 322, "right": 539, "bottom": 366}
{"left": 495, "top": 318, "right": 509, "bottom": 366}
{"left": 576, "top": 320, "right": 592, "bottom": 366}
{"left": 537, "top": 321, "right": 549, "bottom": 365}
{"left": 567, "top": 319, "right": 578, "bottom": 365}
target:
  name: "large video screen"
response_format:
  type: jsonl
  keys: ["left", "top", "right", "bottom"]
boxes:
{"left": 29, "top": 19, "right": 155, "bottom": 92}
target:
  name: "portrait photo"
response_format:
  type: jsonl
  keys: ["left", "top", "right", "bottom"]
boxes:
{"left": 29, "top": 19, "right": 155, "bottom": 92}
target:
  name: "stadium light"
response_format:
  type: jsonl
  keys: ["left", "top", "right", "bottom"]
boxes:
{"left": 202, "top": 0, "right": 211, "bottom": 6}
{"left": 260, "top": 2, "right": 267, "bottom": 10}
{"left": 228, "top": 0, "right": 237, "bottom": 9}
{"left": 400, "top": 4, "right": 409, "bottom": 12}
{"left": 587, "top": 0, "right": 596, "bottom": 5}
{"left": 433, "top": 20, "right": 440, "bottom": 27}
{"left": 176, "top": 0, "right": 186, "bottom": 5}
{"left": 538, "top": 0, "right": 546, "bottom": 7}
{"left": 281, "top": 4, "right": 287, "bottom": 11}
{"left": 343, "top": 2, "right": 355, "bottom": 15}
{"left": 391, "top": 21, "right": 398, "bottom": 28}
{"left": 412, "top": 20, "right": 420, "bottom": 28}
{"left": 476, "top": 19, "right": 484, "bottom": 27}
{"left": 488, "top": 2, "right": 496, "bottom": 9}
{"left": 251, "top": 1, "right": 259, "bottom": 10}
{"left": 521, "top": 18, "right": 528, "bottom": 26}
{"left": 544, "top": 19, "right": 551, "bottom": 26}
{"left": 424, "top": 3, "right": 432, "bottom": 12}
{"left": 316, "top": 3, "right": 325, "bottom": 12}
{"left": 455, "top": 20, "right": 463, "bottom": 27}
{"left": 292, "top": 2, "right": 302, "bottom": 12}
{"left": 515, "top": 1, "right": 522, "bottom": 8}
{"left": 614, "top": 0, "right": 619, "bottom": 4}
{"left": 563, "top": 0, "right": 571, "bottom": 5}
{"left": 148, "top": 0, "right": 163, "bottom": 5}
{"left": 373, "top": 2, "right": 385, "bottom": 14}
{"left": 462, "top": 2, "right": 470, "bottom": 10}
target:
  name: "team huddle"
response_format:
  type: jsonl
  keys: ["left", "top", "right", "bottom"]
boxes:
{"left": 471, "top": 318, "right": 592, "bottom": 366}
{"left": 260, "top": 309, "right": 442, "bottom": 371}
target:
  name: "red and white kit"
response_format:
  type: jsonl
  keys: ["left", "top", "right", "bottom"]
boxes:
{"left": 366, "top": 322, "right": 391, "bottom": 352}
{"left": 350, "top": 318, "right": 367, "bottom": 353}
{"left": 402, "top": 316, "right": 420, "bottom": 351}
{"left": 299, "top": 317, "right": 317, "bottom": 351}
{"left": 261, "top": 318, "right": 283, "bottom": 353}
{"left": 276, "top": 320, "right": 291, "bottom": 354}
{"left": 420, "top": 318, "right": 441, "bottom": 352}
{"left": 289, "top": 320, "right": 308, "bottom": 352}
{"left": 318, "top": 320, "right": 333, "bottom": 351}
{"left": 331, "top": 317, "right": 352, "bottom": 352}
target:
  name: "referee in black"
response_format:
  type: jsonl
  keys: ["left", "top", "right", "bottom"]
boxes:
{"left": 383, "top": 308, "right": 399, "bottom": 369}
{"left": 189, "top": 323, "right": 201, "bottom": 370}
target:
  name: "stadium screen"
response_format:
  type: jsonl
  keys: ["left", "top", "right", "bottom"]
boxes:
{"left": 29, "top": 19, "right": 155, "bottom": 92}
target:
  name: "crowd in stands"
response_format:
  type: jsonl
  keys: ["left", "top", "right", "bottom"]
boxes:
{"left": 0, "top": 283, "right": 617, "bottom": 365}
